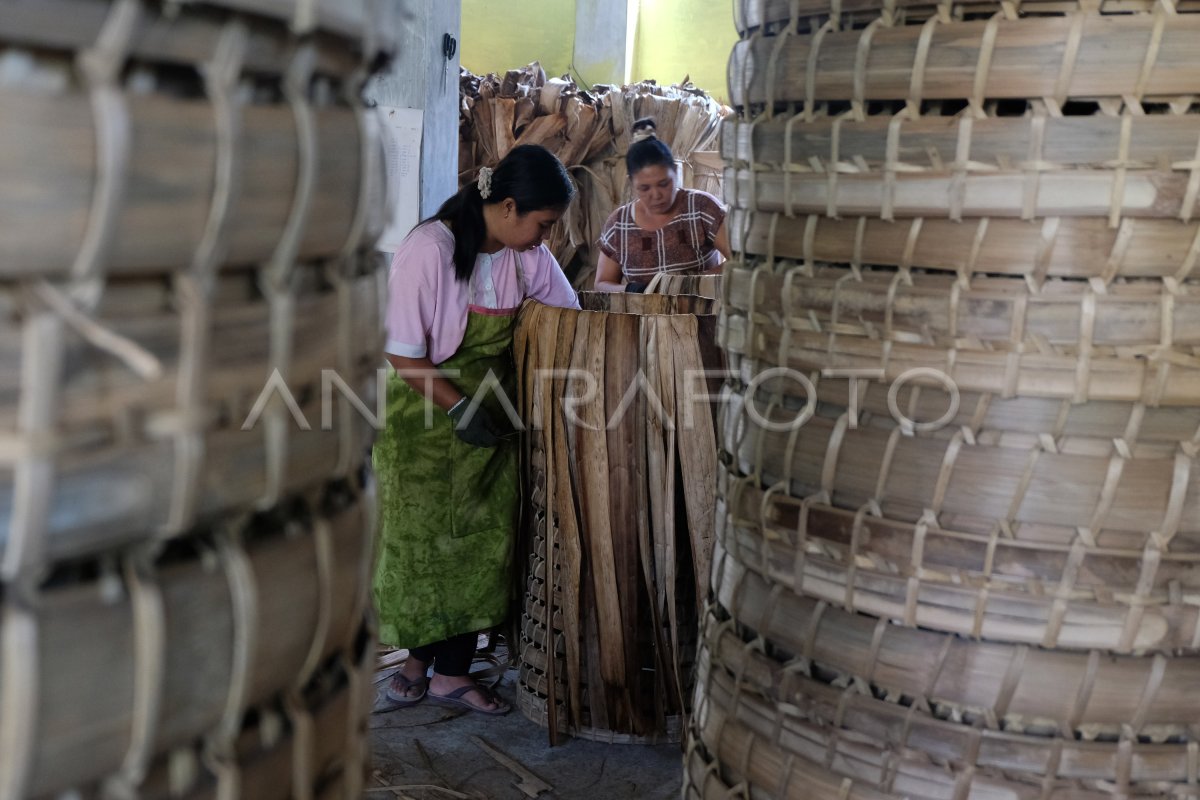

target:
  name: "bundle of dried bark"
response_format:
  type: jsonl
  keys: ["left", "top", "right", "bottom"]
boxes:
{"left": 458, "top": 62, "right": 729, "bottom": 279}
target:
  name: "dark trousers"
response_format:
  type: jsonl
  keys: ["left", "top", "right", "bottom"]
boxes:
{"left": 409, "top": 631, "right": 477, "bottom": 677}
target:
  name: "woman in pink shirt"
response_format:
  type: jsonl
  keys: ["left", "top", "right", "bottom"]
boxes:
{"left": 374, "top": 145, "right": 580, "bottom": 715}
{"left": 594, "top": 117, "right": 731, "bottom": 292}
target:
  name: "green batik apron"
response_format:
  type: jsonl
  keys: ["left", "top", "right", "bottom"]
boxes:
{"left": 372, "top": 256, "right": 526, "bottom": 649}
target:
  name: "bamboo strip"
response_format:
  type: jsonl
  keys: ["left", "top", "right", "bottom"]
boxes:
{"left": 719, "top": 312, "right": 1200, "bottom": 403}
{"left": 711, "top": 542, "right": 1200, "bottom": 735}
{"left": 724, "top": 398, "right": 1200, "bottom": 536}
{"left": 699, "top": 617, "right": 1200, "bottom": 784}
{"left": 724, "top": 264, "right": 1200, "bottom": 348}
{"left": 727, "top": 212, "right": 1200, "bottom": 283}
{"left": 729, "top": 15, "right": 1200, "bottom": 108}
{"left": 726, "top": 477, "right": 1200, "bottom": 590}
{"left": 722, "top": 114, "right": 1200, "bottom": 177}
{"left": 0, "top": 482, "right": 371, "bottom": 798}
{"left": 693, "top": 656, "right": 1144, "bottom": 800}
{"left": 719, "top": 509, "right": 1198, "bottom": 651}
{"left": 725, "top": 167, "right": 1200, "bottom": 220}
{"left": 0, "top": 0, "right": 363, "bottom": 78}
{"left": 0, "top": 266, "right": 382, "bottom": 563}
{"left": 515, "top": 294, "right": 721, "bottom": 741}
{"left": 735, "top": 0, "right": 1200, "bottom": 34}
{"left": 0, "top": 92, "right": 365, "bottom": 279}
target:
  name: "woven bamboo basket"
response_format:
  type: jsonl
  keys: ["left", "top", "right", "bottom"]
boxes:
{"left": 687, "top": 0, "right": 1200, "bottom": 796}
{"left": 728, "top": 212, "right": 1200, "bottom": 284}
{"left": 63, "top": 646, "right": 373, "bottom": 800}
{"left": 0, "top": 2, "right": 388, "bottom": 797}
{"left": 0, "top": 0, "right": 389, "bottom": 279}
{"left": 735, "top": 0, "right": 1200, "bottom": 34}
{"left": 513, "top": 294, "right": 723, "bottom": 743}
{"left": 0, "top": 478, "right": 374, "bottom": 798}
{"left": 0, "top": 264, "right": 383, "bottom": 568}
{"left": 721, "top": 388, "right": 1200, "bottom": 535}
{"left": 729, "top": 14, "right": 1200, "bottom": 111}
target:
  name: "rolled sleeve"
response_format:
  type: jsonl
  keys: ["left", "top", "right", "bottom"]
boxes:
{"left": 527, "top": 245, "right": 580, "bottom": 310}
{"left": 383, "top": 237, "right": 439, "bottom": 358}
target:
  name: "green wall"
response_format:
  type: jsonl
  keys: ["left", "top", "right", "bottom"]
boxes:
{"left": 460, "top": 0, "right": 578, "bottom": 80}
{"left": 459, "top": 0, "right": 736, "bottom": 102}
{"left": 632, "top": 0, "right": 737, "bottom": 102}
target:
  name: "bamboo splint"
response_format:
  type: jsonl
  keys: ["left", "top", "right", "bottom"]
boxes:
{"left": 735, "top": 0, "right": 1200, "bottom": 34}
{"left": 691, "top": 656, "right": 1157, "bottom": 800}
{"left": 724, "top": 263, "right": 1200, "bottom": 349}
{"left": 514, "top": 294, "right": 722, "bottom": 743}
{"left": 0, "top": 92, "right": 368, "bottom": 279}
{"left": 0, "top": 263, "right": 383, "bottom": 567}
{"left": 722, "top": 114, "right": 1200, "bottom": 178}
{"left": 689, "top": 1, "right": 1200, "bottom": 797}
{"left": 727, "top": 212, "right": 1200, "bottom": 284}
{"left": 711, "top": 540, "right": 1200, "bottom": 736}
{"left": 0, "top": 480, "right": 374, "bottom": 798}
{"left": 697, "top": 620, "right": 1200, "bottom": 785}
{"left": 719, "top": 311, "right": 1200, "bottom": 403}
{"left": 728, "top": 14, "right": 1200, "bottom": 110}
{"left": 0, "top": 2, "right": 387, "bottom": 798}
{"left": 723, "top": 396, "right": 1200, "bottom": 535}
{"left": 71, "top": 646, "right": 372, "bottom": 800}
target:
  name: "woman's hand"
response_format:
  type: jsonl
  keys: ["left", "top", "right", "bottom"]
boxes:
{"left": 593, "top": 252, "right": 628, "bottom": 293}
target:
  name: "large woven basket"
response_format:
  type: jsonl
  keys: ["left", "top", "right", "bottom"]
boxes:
{"left": 0, "top": 2, "right": 390, "bottom": 796}
{"left": 513, "top": 293, "right": 722, "bottom": 744}
{"left": 687, "top": 0, "right": 1200, "bottom": 797}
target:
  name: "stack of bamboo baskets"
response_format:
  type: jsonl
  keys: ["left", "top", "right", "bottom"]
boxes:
{"left": 688, "top": 0, "right": 1200, "bottom": 797}
{"left": 0, "top": 2, "right": 390, "bottom": 797}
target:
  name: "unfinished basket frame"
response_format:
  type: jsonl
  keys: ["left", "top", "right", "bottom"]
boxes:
{"left": 513, "top": 295, "right": 722, "bottom": 743}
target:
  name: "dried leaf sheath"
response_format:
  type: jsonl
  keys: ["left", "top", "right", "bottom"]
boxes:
{"left": 515, "top": 294, "right": 721, "bottom": 743}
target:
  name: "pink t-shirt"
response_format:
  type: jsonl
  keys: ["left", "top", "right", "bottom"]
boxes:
{"left": 384, "top": 221, "right": 580, "bottom": 365}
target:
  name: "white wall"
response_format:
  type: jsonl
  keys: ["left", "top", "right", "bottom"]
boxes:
{"left": 365, "top": 0, "right": 462, "bottom": 220}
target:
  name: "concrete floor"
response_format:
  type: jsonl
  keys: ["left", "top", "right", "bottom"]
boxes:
{"left": 368, "top": 642, "right": 685, "bottom": 800}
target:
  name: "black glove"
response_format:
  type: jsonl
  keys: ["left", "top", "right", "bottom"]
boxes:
{"left": 448, "top": 398, "right": 507, "bottom": 448}
{"left": 624, "top": 281, "right": 648, "bottom": 293}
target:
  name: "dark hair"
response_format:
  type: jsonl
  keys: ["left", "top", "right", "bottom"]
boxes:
{"left": 429, "top": 144, "right": 574, "bottom": 282}
{"left": 626, "top": 117, "right": 675, "bottom": 176}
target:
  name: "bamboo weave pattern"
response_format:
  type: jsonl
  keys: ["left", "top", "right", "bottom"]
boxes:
{"left": 0, "top": 2, "right": 391, "bottom": 797}
{"left": 688, "top": 0, "right": 1200, "bottom": 797}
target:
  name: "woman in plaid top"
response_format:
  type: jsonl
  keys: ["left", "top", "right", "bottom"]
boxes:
{"left": 594, "top": 118, "right": 731, "bottom": 292}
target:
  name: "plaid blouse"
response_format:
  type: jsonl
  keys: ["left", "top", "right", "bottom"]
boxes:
{"left": 597, "top": 189, "right": 726, "bottom": 281}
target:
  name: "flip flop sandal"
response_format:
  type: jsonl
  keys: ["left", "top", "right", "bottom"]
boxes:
{"left": 384, "top": 673, "right": 428, "bottom": 707}
{"left": 428, "top": 683, "right": 511, "bottom": 716}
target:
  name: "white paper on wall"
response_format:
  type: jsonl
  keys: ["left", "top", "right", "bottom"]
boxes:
{"left": 376, "top": 106, "right": 424, "bottom": 253}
